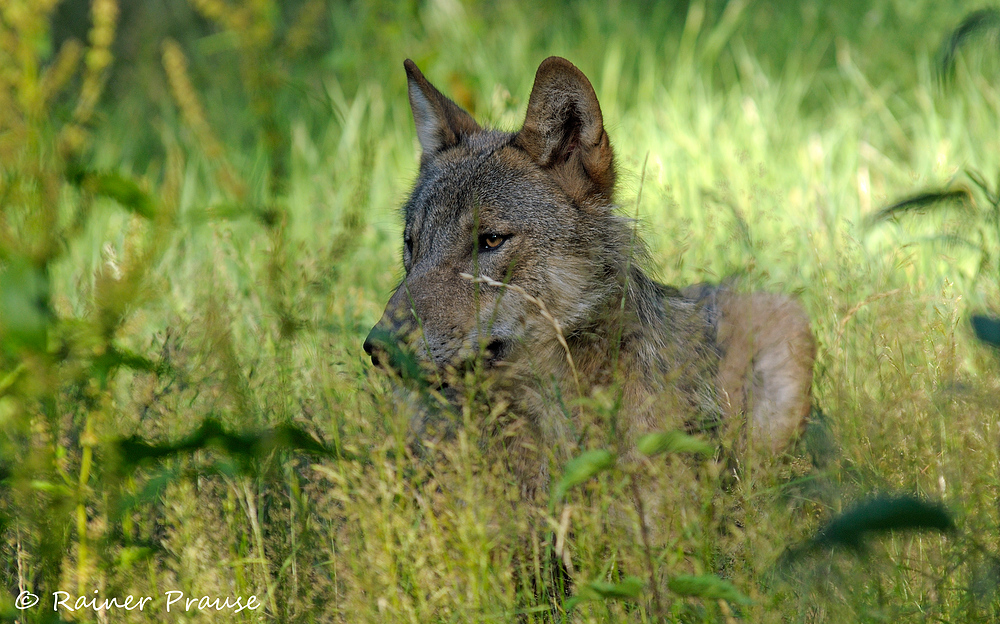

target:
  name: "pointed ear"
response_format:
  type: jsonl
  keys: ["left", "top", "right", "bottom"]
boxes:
{"left": 515, "top": 57, "right": 615, "bottom": 204}
{"left": 404, "top": 59, "right": 480, "bottom": 156}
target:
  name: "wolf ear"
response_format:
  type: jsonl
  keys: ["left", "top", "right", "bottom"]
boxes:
{"left": 515, "top": 57, "right": 615, "bottom": 204}
{"left": 404, "top": 59, "right": 480, "bottom": 156}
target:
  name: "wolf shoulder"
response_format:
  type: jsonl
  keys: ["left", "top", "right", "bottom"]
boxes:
{"left": 679, "top": 282, "right": 816, "bottom": 451}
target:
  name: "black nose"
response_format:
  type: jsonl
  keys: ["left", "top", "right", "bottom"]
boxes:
{"left": 363, "top": 327, "right": 427, "bottom": 383}
{"left": 365, "top": 326, "right": 405, "bottom": 368}
{"left": 363, "top": 329, "right": 381, "bottom": 366}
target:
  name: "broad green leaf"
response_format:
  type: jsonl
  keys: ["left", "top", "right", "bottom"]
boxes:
{"left": 586, "top": 576, "right": 645, "bottom": 599}
{"left": 637, "top": 430, "right": 714, "bottom": 457}
{"left": 565, "top": 576, "right": 644, "bottom": 610}
{"left": 92, "top": 345, "right": 162, "bottom": 388}
{"left": 553, "top": 449, "right": 614, "bottom": 503}
{"left": 813, "top": 495, "right": 954, "bottom": 550}
{"left": 185, "top": 202, "right": 280, "bottom": 227}
{"left": 116, "top": 546, "right": 155, "bottom": 567}
{"left": 30, "top": 480, "right": 72, "bottom": 496}
{"left": 938, "top": 8, "right": 1000, "bottom": 80}
{"left": 866, "top": 189, "right": 971, "bottom": 225}
{"left": 0, "top": 257, "right": 51, "bottom": 353}
{"left": 668, "top": 574, "right": 752, "bottom": 605}
{"left": 72, "top": 169, "right": 156, "bottom": 219}
{"left": 972, "top": 315, "right": 1000, "bottom": 348}
{"left": 113, "top": 417, "right": 345, "bottom": 475}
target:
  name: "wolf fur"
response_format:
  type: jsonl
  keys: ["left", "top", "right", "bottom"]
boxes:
{"left": 364, "top": 57, "right": 815, "bottom": 500}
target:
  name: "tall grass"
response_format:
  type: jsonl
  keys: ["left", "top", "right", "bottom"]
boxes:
{"left": 1, "top": 0, "right": 999, "bottom": 622}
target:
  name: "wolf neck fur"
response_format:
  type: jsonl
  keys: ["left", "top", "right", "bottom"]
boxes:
{"left": 518, "top": 218, "right": 678, "bottom": 393}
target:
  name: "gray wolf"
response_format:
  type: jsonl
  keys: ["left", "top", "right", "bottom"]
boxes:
{"left": 364, "top": 57, "right": 815, "bottom": 500}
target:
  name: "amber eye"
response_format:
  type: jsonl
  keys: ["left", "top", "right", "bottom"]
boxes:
{"left": 480, "top": 233, "right": 508, "bottom": 251}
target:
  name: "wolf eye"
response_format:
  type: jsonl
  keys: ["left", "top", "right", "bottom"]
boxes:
{"left": 479, "top": 233, "right": 509, "bottom": 251}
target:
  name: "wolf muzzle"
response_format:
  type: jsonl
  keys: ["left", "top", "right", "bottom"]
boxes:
{"left": 363, "top": 326, "right": 399, "bottom": 368}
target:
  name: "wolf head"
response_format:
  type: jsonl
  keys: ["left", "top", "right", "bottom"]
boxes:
{"left": 364, "top": 57, "right": 635, "bottom": 377}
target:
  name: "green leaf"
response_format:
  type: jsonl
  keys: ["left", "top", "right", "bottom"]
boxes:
{"left": 937, "top": 8, "right": 1000, "bottom": 81}
{"left": 637, "top": 430, "right": 714, "bottom": 457}
{"left": 30, "top": 480, "right": 73, "bottom": 496}
{"left": 668, "top": 574, "right": 752, "bottom": 605}
{"left": 972, "top": 315, "right": 1000, "bottom": 348}
{"left": 112, "top": 417, "right": 345, "bottom": 475}
{"left": 565, "top": 576, "right": 645, "bottom": 610}
{"left": 553, "top": 449, "right": 614, "bottom": 503}
{"left": 70, "top": 168, "right": 156, "bottom": 219}
{"left": 92, "top": 345, "right": 163, "bottom": 388}
{"left": 587, "top": 576, "right": 645, "bottom": 599}
{"left": 812, "top": 495, "right": 954, "bottom": 550}
{"left": 866, "top": 189, "right": 971, "bottom": 226}
{"left": 0, "top": 256, "right": 51, "bottom": 353}
{"left": 184, "top": 202, "right": 280, "bottom": 227}
{"left": 116, "top": 546, "right": 155, "bottom": 567}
